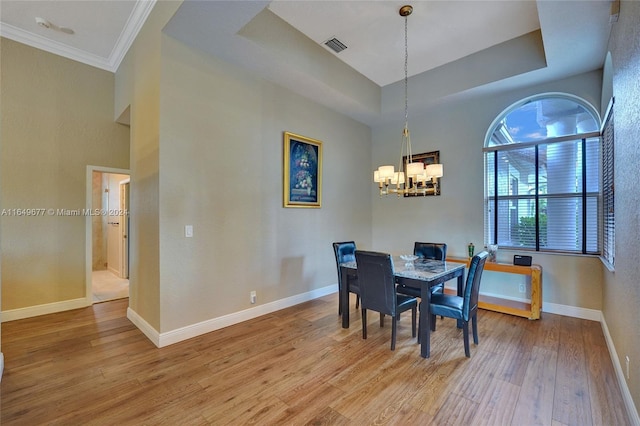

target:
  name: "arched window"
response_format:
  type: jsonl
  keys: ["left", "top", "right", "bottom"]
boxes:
{"left": 484, "top": 93, "right": 601, "bottom": 254}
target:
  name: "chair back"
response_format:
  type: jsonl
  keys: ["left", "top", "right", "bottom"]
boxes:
{"left": 354, "top": 250, "right": 397, "bottom": 316}
{"left": 413, "top": 242, "right": 447, "bottom": 260}
{"left": 333, "top": 241, "right": 356, "bottom": 278}
{"left": 462, "top": 251, "right": 489, "bottom": 320}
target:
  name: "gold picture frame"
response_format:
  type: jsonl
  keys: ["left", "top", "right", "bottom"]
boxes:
{"left": 283, "top": 132, "right": 322, "bottom": 208}
{"left": 402, "top": 150, "right": 441, "bottom": 196}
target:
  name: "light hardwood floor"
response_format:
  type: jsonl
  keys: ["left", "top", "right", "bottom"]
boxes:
{"left": 0, "top": 295, "right": 630, "bottom": 425}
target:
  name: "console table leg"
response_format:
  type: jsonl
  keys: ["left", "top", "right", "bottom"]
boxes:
{"left": 530, "top": 267, "right": 542, "bottom": 319}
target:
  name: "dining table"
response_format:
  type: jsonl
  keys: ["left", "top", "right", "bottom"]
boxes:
{"left": 340, "top": 255, "right": 466, "bottom": 358}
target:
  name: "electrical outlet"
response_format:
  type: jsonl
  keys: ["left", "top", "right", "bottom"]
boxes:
{"left": 185, "top": 225, "right": 193, "bottom": 238}
{"left": 626, "top": 356, "right": 630, "bottom": 379}
{"left": 250, "top": 291, "right": 257, "bottom": 304}
{"left": 519, "top": 283, "right": 526, "bottom": 293}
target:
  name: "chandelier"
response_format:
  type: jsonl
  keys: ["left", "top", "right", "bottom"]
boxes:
{"left": 374, "top": 5, "right": 443, "bottom": 197}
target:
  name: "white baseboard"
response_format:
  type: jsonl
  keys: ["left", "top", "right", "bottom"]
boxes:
{"left": 479, "top": 289, "right": 530, "bottom": 304}
{"left": 600, "top": 314, "right": 640, "bottom": 425}
{"left": 155, "top": 284, "right": 337, "bottom": 348}
{"left": 541, "top": 301, "right": 602, "bottom": 322}
{"left": 1, "top": 298, "right": 90, "bottom": 322}
{"left": 453, "top": 287, "right": 601, "bottom": 322}
{"left": 126, "top": 307, "right": 160, "bottom": 347}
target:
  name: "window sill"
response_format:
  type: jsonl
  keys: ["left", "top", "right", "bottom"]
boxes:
{"left": 599, "top": 256, "right": 615, "bottom": 272}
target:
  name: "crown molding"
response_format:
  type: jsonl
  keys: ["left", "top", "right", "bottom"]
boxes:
{"left": 0, "top": 22, "right": 112, "bottom": 71}
{"left": 108, "top": 0, "right": 156, "bottom": 72}
{"left": 0, "top": 0, "right": 156, "bottom": 73}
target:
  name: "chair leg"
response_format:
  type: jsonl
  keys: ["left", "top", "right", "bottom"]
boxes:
{"left": 425, "top": 315, "right": 431, "bottom": 353}
{"left": 417, "top": 312, "right": 421, "bottom": 344}
{"left": 472, "top": 314, "right": 479, "bottom": 345}
{"left": 430, "top": 314, "right": 437, "bottom": 332}
{"left": 463, "top": 321, "right": 470, "bottom": 357}
{"left": 380, "top": 313, "right": 385, "bottom": 327}
{"left": 361, "top": 309, "right": 367, "bottom": 340}
{"left": 391, "top": 317, "right": 397, "bottom": 350}
{"left": 411, "top": 306, "right": 417, "bottom": 338}
{"left": 356, "top": 295, "right": 360, "bottom": 309}
{"left": 338, "top": 284, "right": 342, "bottom": 316}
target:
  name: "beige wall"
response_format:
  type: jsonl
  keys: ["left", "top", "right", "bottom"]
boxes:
{"left": 115, "top": 1, "right": 372, "bottom": 334}
{"left": 372, "top": 69, "right": 605, "bottom": 311}
{"left": 115, "top": 1, "right": 183, "bottom": 330}
{"left": 0, "top": 36, "right": 3, "bottom": 360}
{"left": 157, "top": 35, "right": 372, "bottom": 332}
{"left": 604, "top": 0, "right": 640, "bottom": 411}
{"left": 0, "top": 38, "right": 129, "bottom": 310}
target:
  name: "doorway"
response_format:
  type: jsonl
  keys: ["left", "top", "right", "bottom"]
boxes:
{"left": 86, "top": 166, "right": 131, "bottom": 304}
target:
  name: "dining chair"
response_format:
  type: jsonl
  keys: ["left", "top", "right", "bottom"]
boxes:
{"left": 355, "top": 250, "right": 418, "bottom": 350}
{"left": 427, "top": 251, "right": 488, "bottom": 357}
{"left": 396, "top": 242, "right": 448, "bottom": 298}
{"left": 333, "top": 241, "right": 360, "bottom": 315}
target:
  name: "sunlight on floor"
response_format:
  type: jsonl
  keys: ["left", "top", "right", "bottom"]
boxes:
{"left": 92, "top": 270, "right": 129, "bottom": 302}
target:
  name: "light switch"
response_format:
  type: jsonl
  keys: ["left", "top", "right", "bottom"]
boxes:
{"left": 185, "top": 225, "right": 193, "bottom": 238}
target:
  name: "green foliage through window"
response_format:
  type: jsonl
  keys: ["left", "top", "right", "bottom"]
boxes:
{"left": 516, "top": 215, "right": 547, "bottom": 247}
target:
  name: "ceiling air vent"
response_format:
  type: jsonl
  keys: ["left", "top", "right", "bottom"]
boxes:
{"left": 324, "top": 37, "right": 347, "bottom": 54}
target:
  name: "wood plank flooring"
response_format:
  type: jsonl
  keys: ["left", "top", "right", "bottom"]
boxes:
{"left": 0, "top": 295, "right": 630, "bottom": 425}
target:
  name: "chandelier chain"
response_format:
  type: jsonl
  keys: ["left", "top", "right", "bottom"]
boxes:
{"left": 404, "top": 15, "right": 409, "bottom": 130}
{"left": 373, "top": 5, "right": 443, "bottom": 197}
{"left": 403, "top": 13, "right": 413, "bottom": 164}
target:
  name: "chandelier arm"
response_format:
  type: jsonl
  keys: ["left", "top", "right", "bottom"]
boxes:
{"left": 397, "top": 130, "right": 406, "bottom": 193}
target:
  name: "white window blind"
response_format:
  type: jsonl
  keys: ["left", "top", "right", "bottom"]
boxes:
{"left": 602, "top": 103, "right": 615, "bottom": 265}
{"left": 485, "top": 137, "right": 600, "bottom": 253}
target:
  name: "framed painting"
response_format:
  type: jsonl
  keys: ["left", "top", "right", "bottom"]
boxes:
{"left": 283, "top": 131, "right": 322, "bottom": 208}
{"left": 402, "top": 150, "right": 441, "bottom": 196}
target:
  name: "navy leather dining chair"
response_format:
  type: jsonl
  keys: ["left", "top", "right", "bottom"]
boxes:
{"left": 355, "top": 250, "right": 417, "bottom": 350}
{"left": 333, "top": 241, "right": 360, "bottom": 315}
{"left": 397, "top": 242, "right": 448, "bottom": 298}
{"left": 428, "top": 251, "right": 488, "bottom": 357}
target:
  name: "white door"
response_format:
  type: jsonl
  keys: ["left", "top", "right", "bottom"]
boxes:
{"left": 106, "top": 173, "right": 128, "bottom": 277}
{"left": 106, "top": 185, "right": 121, "bottom": 276}
{"left": 120, "top": 181, "right": 130, "bottom": 279}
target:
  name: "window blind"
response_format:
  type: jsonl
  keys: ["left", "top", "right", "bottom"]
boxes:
{"left": 602, "top": 105, "right": 615, "bottom": 265}
{"left": 485, "top": 137, "right": 600, "bottom": 253}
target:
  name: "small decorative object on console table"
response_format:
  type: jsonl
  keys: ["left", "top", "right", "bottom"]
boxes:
{"left": 468, "top": 243, "right": 475, "bottom": 258}
{"left": 487, "top": 244, "right": 498, "bottom": 262}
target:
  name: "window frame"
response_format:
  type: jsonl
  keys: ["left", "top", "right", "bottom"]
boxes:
{"left": 483, "top": 93, "right": 602, "bottom": 255}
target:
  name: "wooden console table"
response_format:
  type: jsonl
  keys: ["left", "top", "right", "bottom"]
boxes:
{"left": 446, "top": 257, "right": 542, "bottom": 320}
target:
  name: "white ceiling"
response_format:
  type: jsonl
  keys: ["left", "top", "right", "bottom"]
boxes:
{"left": 0, "top": 1, "right": 615, "bottom": 126}
{"left": 268, "top": 0, "right": 542, "bottom": 86}
{"left": 0, "top": 0, "right": 155, "bottom": 72}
